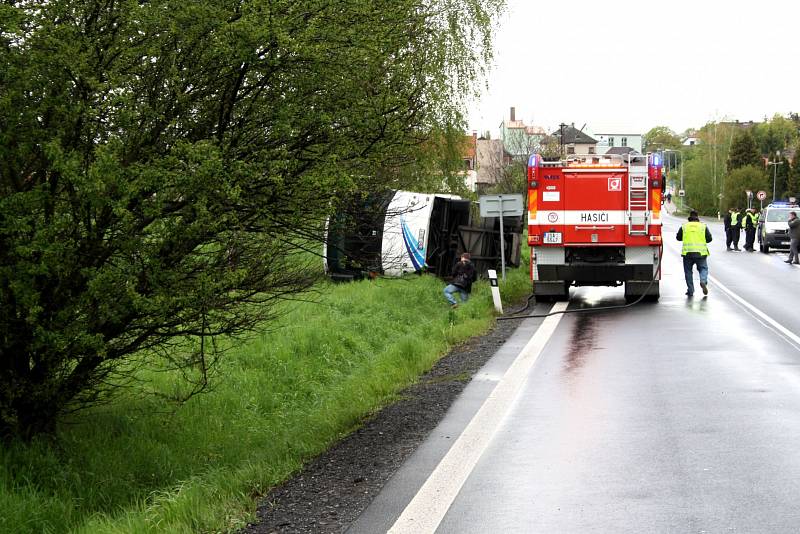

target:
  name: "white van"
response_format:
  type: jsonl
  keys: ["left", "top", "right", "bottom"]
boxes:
{"left": 758, "top": 202, "right": 798, "bottom": 253}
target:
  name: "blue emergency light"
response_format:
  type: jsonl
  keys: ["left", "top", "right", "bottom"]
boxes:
{"left": 528, "top": 154, "right": 540, "bottom": 168}
{"left": 650, "top": 153, "right": 662, "bottom": 167}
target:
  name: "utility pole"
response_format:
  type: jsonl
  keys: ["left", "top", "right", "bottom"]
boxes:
{"left": 711, "top": 113, "right": 722, "bottom": 200}
{"left": 767, "top": 151, "right": 784, "bottom": 201}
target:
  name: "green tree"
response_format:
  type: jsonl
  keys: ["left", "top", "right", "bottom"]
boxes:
{"left": 643, "top": 126, "right": 681, "bottom": 152}
{"left": 753, "top": 114, "right": 799, "bottom": 156}
{"left": 682, "top": 156, "right": 717, "bottom": 214}
{"left": 0, "top": 0, "right": 504, "bottom": 439}
{"left": 727, "top": 130, "right": 763, "bottom": 171}
{"left": 722, "top": 166, "right": 769, "bottom": 211}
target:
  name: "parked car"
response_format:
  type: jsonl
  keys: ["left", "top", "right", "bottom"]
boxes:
{"left": 758, "top": 202, "right": 798, "bottom": 253}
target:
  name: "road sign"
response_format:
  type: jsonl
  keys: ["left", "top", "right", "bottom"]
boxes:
{"left": 757, "top": 190, "right": 767, "bottom": 201}
{"left": 478, "top": 194, "right": 524, "bottom": 218}
{"left": 678, "top": 190, "right": 685, "bottom": 197}
{"left": 478, "top": 194, "right": 524, "bottom": 280}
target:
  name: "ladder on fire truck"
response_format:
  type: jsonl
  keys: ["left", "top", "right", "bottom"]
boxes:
{"left": 626, "top": 156, "right": 649, "bottom": 235}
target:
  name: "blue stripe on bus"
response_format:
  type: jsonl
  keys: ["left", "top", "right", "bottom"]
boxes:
{"left": 401, "top": 218, "right": 426, "bottom": 270}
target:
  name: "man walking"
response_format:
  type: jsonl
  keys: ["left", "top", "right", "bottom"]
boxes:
{"left": 730, "top": 207, "right": 741, "bottom": 250}
{"left": 443, "top": 252, "right": 476, "bottom": 308}
{"left": 723, "top": 207, "right": 734, "bottom": 250}
{"left": 786, "top": 211, "right": 800, "bottom": 264}
{"left": 677, "top": 210, "right": 713, "bottom": 297}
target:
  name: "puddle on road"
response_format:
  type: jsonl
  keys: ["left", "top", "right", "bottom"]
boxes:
{"left": 684, "top": 295, "right": 709, "bottom": 312}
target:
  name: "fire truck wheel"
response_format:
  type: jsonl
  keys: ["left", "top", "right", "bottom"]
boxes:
{"left": 624, "top": 281, "right": 659, "bottom": 303}
{"left": 557, "top": 281, "right": 571, "bottom": 302}
{"left": 533, "top": 281, "right": 569, "bottom": 302}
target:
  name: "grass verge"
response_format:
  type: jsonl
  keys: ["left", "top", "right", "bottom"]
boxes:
{"left": 0, "top": 265, "right": 532, "bottom": 533}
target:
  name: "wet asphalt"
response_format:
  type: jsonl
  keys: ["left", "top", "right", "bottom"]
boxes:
{"left": 351, "top": 212, "right": 800, "bottom": 533}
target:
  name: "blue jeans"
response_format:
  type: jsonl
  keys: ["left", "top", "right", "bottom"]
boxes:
{"left": 682, "top": 255, "right": 708, "bottom": 295}
{"left": 444, "top": 284, "right": 468, "bottom": 305}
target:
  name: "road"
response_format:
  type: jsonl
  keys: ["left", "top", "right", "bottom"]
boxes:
{"left": 349, "top": 211, "right": 800, "bottom": 533}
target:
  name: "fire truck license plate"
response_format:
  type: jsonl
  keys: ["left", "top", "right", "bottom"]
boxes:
{"left": 544, "top": 232, "right": 562, "bottom": 244}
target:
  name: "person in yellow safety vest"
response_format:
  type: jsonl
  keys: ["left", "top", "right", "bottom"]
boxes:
{"left": 729, "top": 207, "right": 742, "bottom": 250}
{"left": 676, "top": 210, "right": 713, "bottom": 297}
{"left": 742, "top": 208, "right": 758, "bottom": 251}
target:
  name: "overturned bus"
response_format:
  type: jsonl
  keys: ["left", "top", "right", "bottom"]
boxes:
{"left": 324, "top": 190, "right": 521, "bottom": 281}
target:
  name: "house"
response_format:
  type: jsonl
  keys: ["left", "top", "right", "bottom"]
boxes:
{"left": 461, "top": 131, "right": 478, "bottom": 191}
{"left": 591, "top": 129, "right": 643, "bottom": 155}
{"left": 721, "top": 120, "right": 759, "bottom": 130}
{"left": 500, "top": 107, "right": 546, "bottom": 160}
{"left": 682, "top": 135, "right": 699, "bottom": 146}
{"left": 476, "top": 138, "right": 513, "bottom": 190}
{"left": 605, "top": 146, "right": 637, "bottom": 156}
{"left": 551, "top": 123, "right": 598, "bottom": 155}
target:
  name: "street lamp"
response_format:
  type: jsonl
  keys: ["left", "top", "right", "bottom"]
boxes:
{"left": 767, "top": 151, "right": 783, "bottom": 202}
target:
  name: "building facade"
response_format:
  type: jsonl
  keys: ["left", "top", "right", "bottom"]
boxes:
{"left": 500, "top": 107, "right": 546, "bottom": 160}
{"left": 592, "top": 130, "right": 643, "bottom": 154}
{"left": 552, "top": 123, "right": 598, "bottom": 155}
{"left": 476, "top": 138, "right": 513, "bottom": 190}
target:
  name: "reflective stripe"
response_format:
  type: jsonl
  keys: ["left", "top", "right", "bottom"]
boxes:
{"left": 681, "top": 222, "right": 709, "bottom": 256}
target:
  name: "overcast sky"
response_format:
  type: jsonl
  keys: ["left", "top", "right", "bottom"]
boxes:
{"left": 467, "top": 0, "right": 798, "bottom": 137}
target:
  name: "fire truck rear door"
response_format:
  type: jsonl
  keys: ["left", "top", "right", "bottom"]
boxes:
{"left": 563, "top": 170, "right": 626, "bottom": 244}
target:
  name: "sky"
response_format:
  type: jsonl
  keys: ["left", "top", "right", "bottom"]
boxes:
{"left": 467, "top": 0, "right": 799, "bottom": 138}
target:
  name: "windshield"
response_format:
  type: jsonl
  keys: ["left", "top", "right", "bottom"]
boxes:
{"left": 766, "top": 209, "right": 793, "bottom": 222}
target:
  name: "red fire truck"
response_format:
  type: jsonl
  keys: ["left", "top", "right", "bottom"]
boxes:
{"left": 527, "top": 153, "right": 664, "bottom": 302}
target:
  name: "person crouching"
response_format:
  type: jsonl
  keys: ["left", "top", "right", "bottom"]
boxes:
{"left": 444, "top": 253, "right": 476, "bottom": 308}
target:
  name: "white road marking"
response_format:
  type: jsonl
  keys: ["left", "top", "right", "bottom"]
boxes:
{"left": 661, "top": 230, "right": 800, "bottom": 351}
{"left": 387, "top": 302, "right": 569, "bottom": 534}
{"left": 708, "top": 274, "right": 800, "bottom": 351}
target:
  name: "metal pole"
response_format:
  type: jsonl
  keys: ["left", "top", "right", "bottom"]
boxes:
{"left": 499, "top": 197, "right": 506, "bottom": 280}
{"left": 768, "top": 159, "right": 784, "bottom": 201}
{"left": 773, "top": 163, "right": 778, "bottom": 202}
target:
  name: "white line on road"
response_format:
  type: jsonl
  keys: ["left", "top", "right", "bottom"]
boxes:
{"left": 661, "top": 237, "right": 800, "bottom": 351}
{"left": 708, "top": 274, "right": 800, "bottom": 351}
{"left": 387, "top": 302, "right": 569, "bottom": 534}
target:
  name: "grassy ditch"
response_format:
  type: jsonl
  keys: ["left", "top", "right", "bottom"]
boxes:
{"left": 0, "top": 265, "right": 532, "bottom": 533}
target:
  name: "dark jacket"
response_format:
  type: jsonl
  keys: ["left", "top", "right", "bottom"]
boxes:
{"left": 723, "top": 212, "right": 732, "bottom": 230}
{"left": 451, "top": 260, "right": 477, "bottom": 293}
{"left": 789, "top": 217, "right": 800, "bottom": 241}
